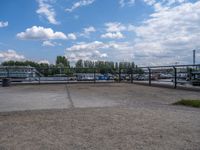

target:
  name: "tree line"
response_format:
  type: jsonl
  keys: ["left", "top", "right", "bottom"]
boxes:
{"left": 1, "top": 56, "right": 143, "bottom": 76}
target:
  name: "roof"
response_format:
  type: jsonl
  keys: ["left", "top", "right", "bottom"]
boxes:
{"left": 0, "top": 66, "right": 35, "bottom": 69}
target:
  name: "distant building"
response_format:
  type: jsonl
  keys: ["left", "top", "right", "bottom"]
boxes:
{"left": 0, "top": 66, "right": 38, "bottom": 78}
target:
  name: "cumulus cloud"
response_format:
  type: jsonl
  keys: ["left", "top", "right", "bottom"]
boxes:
{"left": 105, "top": 22, "right": 126, "bottom": 32}
{"left": 67, "top": 33, "right": 77, "bottom": 40}
{"left": 100, "top": 1, "right": 199, "bottom": 66}
{"left": 0, "top": 21, "right": 8, "bottom": 28}
{"left": 84, "top": 26, "right": 96, "bottom": 34}
{"left": 131, "top": 1, "right": 200, "bottom": 66}
{"left": 79, "top": 26, "right": 96, "bottom": 37}
{"left": 36, "top": 0, "right": 59, "bottom": 25}
{"left": 65, "top": 41, "right": 109, "bottom": 61}
{"left": 143, "top": 0, "right": 187, "bottom": 11}
{"left": 143, "top": 0, "right": 156, "bottom": 6}
{"left": 42, "top": 40, "right": 62, "bottom": 47}
{"left": 65, "top": 0, "right": 95, "bottom": 12}
{"left": 65, "top": 41, "right": 134, "bottom": 62}
{"left": 104, "top": 22, "right": 135, "bottom": 33}
{"left": 42, "top": 40, "right": 55, "bottom": 47}
{"left": 65, "top": 0, "right": 200, "bottom": 66}
{"left": 66, "top": 50, "right": 107, "bottom": 62}
{"left": 119, "top": 0, "right": 135, "bottom": 7}
{"left": 0, "top": 50, "right": 25, "bottom": 61}
{"left": 17, "top": 26, "right": 67, "bottom": 40}
{"left": 101, "top": 32, "right": 124, "bottom": 39}
{"left": 66, "top": 41, "right": 105, "bottom": 51}
{"left": 38, "top": 59, "right": 50, "bottom": 64}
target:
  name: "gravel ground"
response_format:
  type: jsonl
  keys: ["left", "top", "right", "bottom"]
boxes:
{"left": 0, "top": 83, "right": 200, "bottom": 150}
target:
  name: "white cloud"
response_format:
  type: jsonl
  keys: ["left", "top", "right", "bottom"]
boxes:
{"left": 65, "top": 41, "right": 109, "bottom": 61}
{"left": 65, "top": 0, "right": 95, "bottom": 12}
{"left": 66, "top": 41, "right": 105, "bottom": 51}
{"left": 143, "top": 0, "right": 156, "bottom": 6}
{"left": 42, "top": 40, "right": 61, "bottom": 47}
{"left": 104, "top": 22, "right": 135, "bottom": 33}
{"left": 0, "top": 21, "right": 8, "bottom": 28}
{"left": 67, "top": 33, "right": 77, "bottom": 40}
{"left": 66, "top": 41, "right": 132, "bottom": 52}
{"left": 143, "top": 0, "right": 187, "bottom": 11}
{"left": 105, "top": 22, "right": 126, "bottom": 32}
{"left": 38, "top": 59, "right": 50, "bottom": 64}
{"left": 101, "top": 32, "right": 124, "bottom": 39}
{"left": 84, "top": 26, "right": 96, "bottom": 34}
{"left": 65, "top": 41, "right": 134, "bottom": 62}
{"left": 0, "top": 50, "right": 25, "bottom": 61}
{"left": 36, "top": 0, "right": 59, "bottom": 25}
{"left": 79, "top": 26, "right": 96, "bottom": 37}
{"left": 42, "top": 40, "right": 55, "bottom": 47}
{"left": 17, "top": 26, "right": 67, "bottom": 40}
{"left": 66, "top": 50, "right": 107, "bottom": 62}
{"left": 131, "top": 1, "right": 200, "bottom": 66}
{"left": 119, "top": 0, "right": 135, "bottom": 7}
{"left": 65, "top": 0, "right": 200, "bottom": 66}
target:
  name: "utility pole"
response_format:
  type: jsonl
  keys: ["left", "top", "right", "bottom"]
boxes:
{"left": 193, "top": 50, "right": 196, "bottom": 66}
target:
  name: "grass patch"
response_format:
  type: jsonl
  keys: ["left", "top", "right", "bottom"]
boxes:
{"left": 173, "top": 99, "right": 200, "bottom": 108}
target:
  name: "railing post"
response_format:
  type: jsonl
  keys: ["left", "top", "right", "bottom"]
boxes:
{"left": 39, "top": 76, "right": 41, "bottom": 84}
{"left": 131, "top": 68, "right": 133, "bottom": 83}
{"left": 94, "top": 68, "right": 96, "bottom": 83}
{"left": 173, "top": 66, "right": 177, "bottom": 88}
{"left": 119, "top": 68, "right": 121, "bottom": 83}
{"left": 6, "top": 67, "right": 9, "bottom": 78}
{"left": 148, "top": 67, "right": 151, "bottom": 86}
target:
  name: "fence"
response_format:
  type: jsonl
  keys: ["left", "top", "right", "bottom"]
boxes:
{"left": 134, "top": 64, "right": 200, "bottom": 90}
{"left": 0, "top": 64, "right": 200, "bottom": 90}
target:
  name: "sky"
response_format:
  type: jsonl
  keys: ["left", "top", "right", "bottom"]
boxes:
{"left": 0, "top": 0, "right": 200, "bottom": 66}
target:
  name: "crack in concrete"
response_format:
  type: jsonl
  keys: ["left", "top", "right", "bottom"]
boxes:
{"left": 65, "top": 84, "right": 74, "bottom": 108}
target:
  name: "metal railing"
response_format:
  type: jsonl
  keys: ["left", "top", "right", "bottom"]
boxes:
{"left": 135, "top": 64, "right": 200, "bottom": 90}
{"left": 0, "top": 65, "right": 200, "bottom": 90}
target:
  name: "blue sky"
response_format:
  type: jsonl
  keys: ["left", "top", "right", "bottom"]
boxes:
{"left": 0, "top": 0, "right": 200, "bottom": 66}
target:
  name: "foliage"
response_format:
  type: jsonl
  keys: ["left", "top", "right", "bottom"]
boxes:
{"left": 1, "top": 57, "right": 141, "bottom": 76}
{"left": 173, "top": 99, "right": 200, "bottom": 108}
{"left": 56, "top": 56, "right": 70, "bottom": 67}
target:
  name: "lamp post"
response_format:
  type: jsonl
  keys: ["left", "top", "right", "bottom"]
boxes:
{"left": 193, "top": 50, "right": 196, "bottom": 66}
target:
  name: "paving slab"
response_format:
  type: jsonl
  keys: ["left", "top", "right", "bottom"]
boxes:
{"left": 1, "top": 83, "right": 200, "bottom": 112}
{"left": 0, "top": 85, "right": 71, "bottom": 112}
{"left": 67, "top": 84, "right": 120, "bottom": 108}
{"left": 0, "top": 83, "right": 200, "bottom": 149}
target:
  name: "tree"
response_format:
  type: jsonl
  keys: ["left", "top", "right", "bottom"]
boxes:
{"left": 75, "top": 59, "right": 84, "bottom": 73}
{"left": 75, "top": 59, "right": 83, "bottom": 68}
{"left": 1, "top": 60, "right": 15, "bottom": 66}
{"left": 84, "top": 60, "right": 94, "bottom": 68}
{"left": 56, "top": 56, "right": 70, "bottom": 67}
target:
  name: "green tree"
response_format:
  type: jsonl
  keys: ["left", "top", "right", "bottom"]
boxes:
{"left": 75, "top": 59, "right": 84, "bottom": 73}
{"left": 75, "top": 59, "right": 83, "bottom": 68}
{"left": 56, "top": 56, "right": 70, "bottom": 67}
